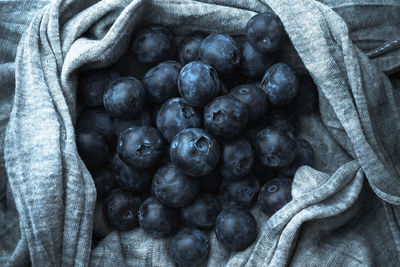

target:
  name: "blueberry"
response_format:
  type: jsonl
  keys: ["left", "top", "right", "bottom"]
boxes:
{"left": 113, "top": 111, "right": 151, "bottom": 137}
{"left": 258, "top": 178, "right": 292, "bottom": 216}
{"left": 215, "top": 208, "right": 257, "bottom": 251}
{"left": 156, "top": 98, "right": 202, "bottom": 142}
{"left": 169, "top": 228, "right": 209, "bottom": 267}
{"left": 220, "top": 138, "right": 254, "bottom": 180}
{"left": 76, "top": 128, "right": 111, "bottom": 170}
{"left": 199, "top": 171, "right": 223, "bottom": 195}
{"left": 143, "top": 60, "right": 182, "bottom": 103}
{"left": 261, "top": 63, "right": 299, "bottom": 106}
{"left": 264, "top": 111, "right": 297, "bottom": 134}
{"left": 288, "top": 74, "right": 319, "bottom": 114}
{"left": 117, "top": 126, "right": 164, "bottom": 169}
{"left": 178, "top": 61, "right": 220, "bottom": 107}
{"left": 255, "top": 128, "right": 296, "bottom": 168}
{"left": 199, "top": 33, "right": 241, "bottom": 74}
{"left": 204, "top": 96, "right": 248, "bottom": 139}
{"left": 132, "top": 25, "right": 175, "bottom": 66}
{"left": 170, "top": 128, "right": 220, "bottom": 177}
{"left": 240, "top": 41, "right": 275, "bottom": 78}
{"left": 103, "top": 188, "right": 142, "bottom": 231}
{"left": 246, "top": 12, "right": 284, "bottom": 53}
{"left": 138, "top": 196, "right": 179, "bottom": 238}
{"left": 279, "top": 138, "right": 315, "bottom": 178}
{"left": 103, "top": 77, "right": 146, "bottom": 118}
{"left": 93, "top": 167, "right": 117, "bottom": 200}
{"left": 112, "top": 154, "right": 152, "bottom": 192}
{"left": 178, "top": 32, "right": 205, "bottom": 65}
{"left": 77, "top": 108, "right": 115, "bottom": 142}
{"left": 229, "top": 84, "right": 268, "bottom": 123}
{"left": 181, "top": 194, "right": 221, "bottom": 229}
{"left": 221, "top": 176, "right": 260, "bottom": 209}
{"left": 152, "top": 164, "right": 200, "bottom": 207}
{"left": 79, "top": 68, "right": 120, "bottom": 107}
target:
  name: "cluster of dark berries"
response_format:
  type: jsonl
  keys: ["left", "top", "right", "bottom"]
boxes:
{"left": 76, "top": 12, "right": 317, "bottom": 266}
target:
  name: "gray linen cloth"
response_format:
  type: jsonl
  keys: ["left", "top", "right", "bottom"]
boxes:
{"left": 1, "top": 0, "right": 400, "bottom": 266}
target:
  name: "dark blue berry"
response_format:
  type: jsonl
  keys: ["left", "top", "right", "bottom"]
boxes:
{"left": 113, "top": 111, "right": 151, "bottom": 137}
{"left": 220, "top": 138, "right": 254, "bottom": 180}
{"left": 246, "top": 13, "right": 284, "bottom": 53}
{"left": 77, "top": 108, "right": 115, "bottom": 143}
{"left": 181, "top": 194, "right": 221, "bottom": 229}
{"left": 258, "top": 178, "right": 292, "bottom": 216}
{"left": 156, "top": 98, "right": 202, "bottom": 142}
{"left": 79, "top": 68, "right": 120, "bottom": 107}
{"left": 279, "top": 138, "right": 315, "bottom": 178}
{"left": 178, "top": 32, "right": 205, "bottom": 65}
{"left": 103, "top": 77, "right": 146, "bottom": 118}
{"left": 204, "top": 96, "right": 248, "bottom": 139}
{"left": 132, "top": 25, "right": 175, "bottom": 66}
{"left": 152, "top": 164, "right": 200, "bottom": 207}
{"left": 215, "top": 208, "right": 257, "bottom": 251}
{"left": 199, "top": 33, "right": 241, "bottom": 74}
{"left": 240, "top": 41, "right": 275, "bottom": 78}
{"left": 143, "top": 60, "right": 182, "bottom": 103}
{"left": 76, "top": 128, "right": 111, "bottom": 170}
{"left": 170, "top": 128, "right": 220, "bottom": 177}
{"left": 178, "top": 61, "right": 220, "bottom": 107}
{"left": 117, "top": 126, "right": 164, "bottom": 169}
{"left": 112, "top": 154, "right": 152, "bottom": 192}
{"left": 138, "top": 196, "right": 179, "bottom": 238}
{"left": 169, "top": 228, "right": 209, "bottom": 267}
{"left": 103, "top": 188, "right": 142, "bottom": 231}
{"left": 261, "top": 63, "right": 299, "bottom": 106}
{"left": 221, "top": 176, "right": 260, "bottom": 209}
{"left": 255, "top": 128, "right": 296, "bottom": 168}
{"left": 229, "top": 84, "right": 268, "bottom": 123}
{"left": 93, "top": 167, "right": 117, "bottom": 200}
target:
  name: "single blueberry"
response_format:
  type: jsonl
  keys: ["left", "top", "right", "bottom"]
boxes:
{"left": 278, "top": 138, "right": 315, "bottom": 178}
{"left": 77, "top": 108, "right": 115, "bottom": 143}
{"left": 79, "top": 68, "right": 120, "bottom": 107}
{"left": 93, "top": 167, "right": 117, "bottom": 200}
{"left": 170, "top": 128, "right": 220, "bottom": 177}
{"left": 288, "top": 74, "right": 319, "bottom": 114}
{"left": 240, "top": 41, "right": 275, "bottom": 78}
{"left": 255, "top": 128, "right": 296, "bottom": 168}
{"left": 181, "top": 194, "right": 221, "bottom": 229}
{"left": 152, "top": 164, "right": 200, "bottom": 207}
{"left": 138, "top": 196, "right": 179, "bottom": 238}
{"left": 178, "top": 32, "right": 205, "bottom": 65}
{"left": 199, "top": 33, "right": 241, "bottom": 74}
{"left": 204, "top": 96, "right": 248, "bottom": 139}
{"left": 215, "top": 208, "right": 257, "bottom": 251}
{"left": 132, "top": 25, "right": 175, "bottom": 66}
{"left": 156, "top": 98, "right": 202, "bottom": 142}
{"left": 112, "top": 154, "right": 152, "bottom": 192}
{"left": 76, "top": 128, "right": 111, "bottom": 170}
{"left": 261, "top": 63, "right": 299, "bottom": 106}
{"left": 117, "top": 126, "right": 164, "bottom": 169}
{"left": 169, "top": 228, "right": 209, "bottom": 267}
{"left": 103, "top": 77, "right": 146, "bottom": 118}
{"left": 178, "top": 61, "right": 220, "bottom": 107}
{"left": 221, "top": 176, "right": 260, "bottom": 209}
{"left": 143, "top": 60, "right": 182, "bottom": 103}
{"left": 220, "top": 138, "right": 254, "bottom": 180}
{"left": 246, "top": 12, "right": 285, "bottom": 53}
{"left": 103, "top": 188, "right": 142, "bottom": 231}
{"left": 113, "top": 111, "right": 151, "bottom": 137}
{"left": 258, "top": 178, "right": 292, "bottom": 216}
{"left": 229, "top": 84, "right": 268, "bottom": 123}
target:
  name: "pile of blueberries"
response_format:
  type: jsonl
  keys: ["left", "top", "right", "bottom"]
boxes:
{"left": 76, "top": 12, "right": 317, "bottom": 266}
